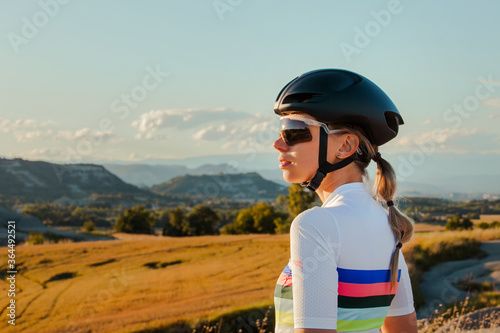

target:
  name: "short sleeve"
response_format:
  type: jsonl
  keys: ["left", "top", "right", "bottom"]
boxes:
{"left": 289, "top": 207, "right": 340, "bottom": 329}
{"left": 387, "top": 251, "right": 415, "bottom": 316}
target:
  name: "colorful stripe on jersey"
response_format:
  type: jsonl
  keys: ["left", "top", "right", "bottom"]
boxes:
{"left": 274, "top": 264, "right": 401, "bottom": 332}
{"left": 274, "top": 265, "right": 293, "bottom": 332}
{"left": 337, "top": 267, "right": 401, "bottom": 332}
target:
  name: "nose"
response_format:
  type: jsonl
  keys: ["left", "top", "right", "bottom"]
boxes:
{"left": 273, "top": 135, "right": 289, "bottom": 151}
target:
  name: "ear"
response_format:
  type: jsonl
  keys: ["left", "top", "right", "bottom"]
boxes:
{"left": 337, "top": 133, "right": 359, "bottom": 159}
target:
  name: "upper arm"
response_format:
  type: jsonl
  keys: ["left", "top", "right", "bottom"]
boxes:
{"left": 290, "top": 208, "right": 340, "bottom": 330}
{"left": 383, "top": 253, "right": 417, "bottom": 332}
{"left": 386, "top": 253, "right": 415, "bottom": 316}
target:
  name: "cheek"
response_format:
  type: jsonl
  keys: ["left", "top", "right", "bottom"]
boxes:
{"left": 291, "top": 141, "right": 319, "bottom": 180}
{"left": 295, "top": 144, "right": 318, "bottom": 169}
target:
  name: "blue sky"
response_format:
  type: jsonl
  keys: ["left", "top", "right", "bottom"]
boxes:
{"left": 1, "top": 1, "right": 500, "bottom": 176}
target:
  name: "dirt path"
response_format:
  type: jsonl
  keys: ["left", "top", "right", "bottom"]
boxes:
{"left": 417, "top": 240, "right": 500, "bottom": 319}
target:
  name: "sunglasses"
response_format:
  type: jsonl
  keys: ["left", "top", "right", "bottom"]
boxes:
{"left": 279, "top": 116, "right": 343, "bottom": 146}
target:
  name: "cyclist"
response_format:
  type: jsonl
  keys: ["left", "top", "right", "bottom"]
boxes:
{"left": 273, "top": 69, "right": 417, "bottom": 333}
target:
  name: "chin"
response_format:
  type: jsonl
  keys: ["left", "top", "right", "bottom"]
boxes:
{"left": 281, "top": 170, "right": 309, "bottom": 184}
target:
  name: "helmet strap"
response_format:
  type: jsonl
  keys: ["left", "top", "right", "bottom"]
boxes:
{"left": 300, "top": 128, "right": 355, "bottom": 192}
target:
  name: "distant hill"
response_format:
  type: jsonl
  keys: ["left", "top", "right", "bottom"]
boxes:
{"left": 104, "top": 163, "right": 239, "bottom": 187}
{"left": 0, "top": 158, "right": 148, "bottom": 202}
{"left": 151, "top": 172, "right": 287, "bottom": 201}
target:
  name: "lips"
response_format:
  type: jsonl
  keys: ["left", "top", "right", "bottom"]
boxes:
{"left": 279, "top": 157, "right": 292, "bottom": 168}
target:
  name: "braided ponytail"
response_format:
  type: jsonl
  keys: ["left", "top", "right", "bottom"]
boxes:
{"left": 373, "top": 151, "right": 414, "bottom": 289}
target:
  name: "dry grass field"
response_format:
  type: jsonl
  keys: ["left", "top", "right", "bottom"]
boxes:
{"left": 2, "top": 227, "right": 500, "bottom": 333}
{"left": 472, "top": 214, "right": 500, "bottom": 224}
{"left": 0, "top": 233, "right": 289, "bottom": 333}
{"left": 414, "top": 223, "right": 445, "bottom": 233}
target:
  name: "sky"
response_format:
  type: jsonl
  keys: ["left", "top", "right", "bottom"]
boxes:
{"left": 1, "top": 1, "right": 500, "bottom": 178}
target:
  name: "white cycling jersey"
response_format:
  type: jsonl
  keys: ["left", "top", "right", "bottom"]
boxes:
{"left": 274, "top": 182, "right": 415, "bottom": 332}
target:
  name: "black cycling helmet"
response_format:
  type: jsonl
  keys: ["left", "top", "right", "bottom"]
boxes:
{"left": 274, "top": 69, "right": 403, "bottom": 146}
{"left": 274, "top": 69, "right": 404, "bottom": 191}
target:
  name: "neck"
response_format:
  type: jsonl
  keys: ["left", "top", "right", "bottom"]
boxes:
{"left": 314, "top": 166, "right": 363, "bottom": 203}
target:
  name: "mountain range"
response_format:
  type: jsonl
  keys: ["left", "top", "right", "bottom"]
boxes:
{"left": 1, "top": 154, "right": 499, "bottom": 205}
{"left": 0, "top": 158, "right": 147, "bottom": 202}
{"left": 0, "top": 158, "right": 287, "bottom": 204}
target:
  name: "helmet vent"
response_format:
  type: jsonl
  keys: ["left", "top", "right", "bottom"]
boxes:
{"left": 283, "top": 93, "right": 320, "bottom": 104}
{"left": 384, "top": 112, "right": 403, "bottom": 135}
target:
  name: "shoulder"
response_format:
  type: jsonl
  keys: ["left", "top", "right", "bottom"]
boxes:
{"left": 291, "top": 206, "right": 339, "bottom": 239}
{"left": 292, "top": 206, "right": 335, "bottom": 227}
{"left": 290, "top": 206, "right": 341, "bottom": 258}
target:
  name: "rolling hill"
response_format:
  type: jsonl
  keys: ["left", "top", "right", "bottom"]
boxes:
{"left": 151, "top": 172, "right": 287, "bottom": 201}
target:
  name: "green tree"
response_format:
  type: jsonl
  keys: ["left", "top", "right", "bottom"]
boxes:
{"left": 461, "top": 218, "right": 473, "bottom": 230}
{"left": 220, "top": 222, "right": 237, "bottom": 235}
{"left": 222, "top": 202, "right": 288, "bottom": 235}
{"left": 114, "top": 205, "right": 155, "bottom": 235}
{"left": 252, "top": 202, "right": 278, "bottom": 234}
{"left": 71, "top": 207, "right": 90, "bottom": 222}
{"left": 445, "top": 216, "right": 462, "bottom": 231}
{"left": 164, "top": 207, "right": 190, "bottom": 237}
{"left": 276, "top": 194, "right": 289, "bottom": 210}
{"left": 477, "top": 222, "right": 490, "bottom": 229}
{"left": 157, "top": 209, "right": 170, "bottom": 235}
{"left": 288, "top": 183, "right": 316, "bottom": 218}
{"left": 232, "top": 208, "right": 256, "bottom": 234}
{"left": 491, "top": 221, "right": 500, "bottom": 228}
{"left": 445, "top": 215, "right": 473, "bottom": 231}
{"left": 22, "top": 203, "right": 66, "bottom": 225}
{"left": 187, "top": 204, "right": 220, "bottom": 235}
{"left": 83, "top": 221, "right": 95, "bottom": 232}
{"left": 274, "top": 216, "right": 291, "bottom": 234}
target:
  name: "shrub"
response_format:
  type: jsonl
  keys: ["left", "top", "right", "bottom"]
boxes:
{"left": 83, "top": 220, "right": 95, "bottom": 232}
{"left": 27, "top": 232, "right": 44, "bottom": 245}
{"left": 490, "top": 221, "right": 500, "bottom": 228}
{"left": 477, "top": 222, "right": 490, "bottom": 229}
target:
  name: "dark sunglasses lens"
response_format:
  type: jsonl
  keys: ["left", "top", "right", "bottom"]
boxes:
{"left": 280, "top": 119, "right": 312, "bottom": 146}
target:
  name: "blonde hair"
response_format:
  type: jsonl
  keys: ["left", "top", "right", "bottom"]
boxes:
{"left": 329, "top": 123, "right": 414, "bottom": 289}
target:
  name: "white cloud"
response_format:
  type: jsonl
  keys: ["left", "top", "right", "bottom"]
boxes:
{"left": 191, "top": 114, "right": 278, "bottom": 149}
{"left": 192, "top": 124, "right": 229, "bottom": 141}
{"left": 54, "top": 127, "right": 114, "bottom": 142}
{"left": 474, "top": 78, "right": 500, "bottom": 85}
{"left": 483, "top": 98, "right": 500, "bottom": 109}
{"left": 390, "top": 128, "right": 478, "bottom": 149}
{"left": 134, "top": 132, "right": 170, "bottom": 140}
{"left": 11, "top": 147, "right": 65, "bottom": 160}
{"left": 131, "top": 107, "right": 281, "bottom": 154}
{"left": 13, "top": 129, "right": 53, "bottom": 142}
{"left": 131, "top": 108, "right": 253, "bottom": 140}
{"left": 0, "top": 117, "right": 55, "bottom": 133}
{"left": 487, "top": 113, "right": 500, "bottom": 119}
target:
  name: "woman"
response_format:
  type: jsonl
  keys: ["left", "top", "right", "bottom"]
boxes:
{"left": 272, "top": 69, "right": 417, "bottom": 333}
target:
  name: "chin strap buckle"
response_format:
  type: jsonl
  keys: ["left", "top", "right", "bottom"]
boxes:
{"left": 300, "top": 170, "right": 326, "bottom": 192}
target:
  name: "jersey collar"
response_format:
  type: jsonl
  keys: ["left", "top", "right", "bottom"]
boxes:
{"left": 321, "top": 182, "right": 368, "bottom": 207}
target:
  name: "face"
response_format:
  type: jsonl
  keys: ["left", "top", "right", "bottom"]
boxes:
{"left": 273, "top": 113, "right": 323, "bottom": 184}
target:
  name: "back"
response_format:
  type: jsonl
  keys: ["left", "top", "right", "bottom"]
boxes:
{"left": 274, "top": 182, "right": 414, "bottom": 333}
